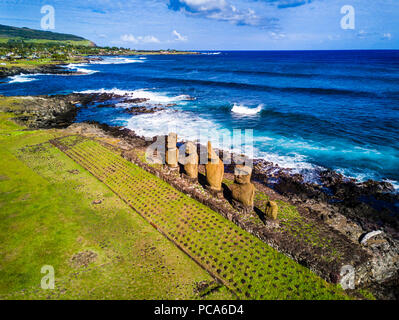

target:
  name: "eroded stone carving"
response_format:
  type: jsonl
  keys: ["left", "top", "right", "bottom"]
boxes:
{"left": 205, "top": 141, "right": 224, "bottom": 194}
{"left": 265, "top": 200, "right": 278, "bottom": 220}
{"left": 230, "top": 165, "right": 255, "bottom": 214}
{"left": 182, "top": 141, "right": 198, "bottom": 180}
{"left": 165, "top": 132, "right": 179, "bottom": 169}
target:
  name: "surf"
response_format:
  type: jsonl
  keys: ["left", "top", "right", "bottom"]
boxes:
{"left": 231, "top": 103, "right": 263, "bottom": 115}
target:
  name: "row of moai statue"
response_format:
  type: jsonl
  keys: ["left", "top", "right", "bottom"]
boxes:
{"left": 164, "top": 132, "right": 278, "bottom": 219}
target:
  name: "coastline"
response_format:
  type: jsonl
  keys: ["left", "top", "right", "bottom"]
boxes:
{"left": 0, "top": 56, "right": 99, "bottom": 78}
{"left": 1, "top": 92, "right": 398, "bottom": 298}
{"left": 0, "top": 50, "right": 201, "bottom": 79}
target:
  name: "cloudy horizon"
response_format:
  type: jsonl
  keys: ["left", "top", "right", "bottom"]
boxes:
{"left": 0, "top": 0, "right": 398, "bottom": 50}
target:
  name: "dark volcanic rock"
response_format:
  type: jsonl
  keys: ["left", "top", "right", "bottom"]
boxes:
{"left": 1, "top": 95, "right": 77, "bottom": 128}
{"left": 125, "top": 106, "right": 164, "bottom": 115}
{"left": 69, "top": 93, "right": 151, "bottom": 107}
{"left": 0, "top": 57, "right": 102, "bottom": 79}
{"left": 123, "top": 98, "right": 149, "bottom": 104}
{"left": 0, "top": 64, "right": 78, "bottom": 78}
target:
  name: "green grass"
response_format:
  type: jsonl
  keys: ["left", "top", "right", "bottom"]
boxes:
{"left": 253, "top": 191, "right": 344, "bottom": 262}
{"left": 0, "top": 113, "right": 233, "bottom": 300}
{"left": 0, "top": 57, "right": 85, "bottom": 69}
{"left": 53, "top": 135, "right": 352, "bottom": 300}
{"left": 0, "top": 112, "right": 374, "bottom": 300}
{"left": 0, "top": 24, "right": 88, "bottom": 42}
{"left": 0, "top": 38, "right": 92, "bottom": 46}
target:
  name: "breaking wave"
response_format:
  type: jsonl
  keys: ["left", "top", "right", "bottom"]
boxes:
{"left": 231, "top": 103, "right": 263, "bottom": 115}
{"left": 7, "top": 74, "right": 37, "bottom": 83}
{"left": 64, "top": 63, "right": 99, "bottom": 75}
{"left": 76, "top": 88, "right": 194, "bottom": 104}
{"left": 89, "top": 56, "right": 146, "bottom": 65}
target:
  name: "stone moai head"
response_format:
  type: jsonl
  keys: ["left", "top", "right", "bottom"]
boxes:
{"left": 166, "top": 132, "right": 178, "bottom": 168}
{"left": 265, "top": 200, "right": 278, "bottom": 220}
{"left": 183, "top": 141, "right": 199, "bottom": 179}
{"left": 185, "top": 141, "right": 196, "bottom": 155}
{"left": 167, "top": 132, "right": 177, "bottom": 148}
{"left": 207, "top": 141, "right": 219, "bottom": 163}
{"left": 234, "top": 164, "right": 252, "bottom": 185}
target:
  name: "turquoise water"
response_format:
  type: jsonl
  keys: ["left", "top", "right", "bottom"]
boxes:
{"left": 1, "top": 50, "right": 399, "bottom": 188}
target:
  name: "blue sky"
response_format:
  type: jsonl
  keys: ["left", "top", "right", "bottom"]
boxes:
{"left": 1, "top": 0, "right": 398, "bottom": 50}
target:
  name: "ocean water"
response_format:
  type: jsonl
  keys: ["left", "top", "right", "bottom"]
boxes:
{"left": 1, "top": 51, "right": 399, "bottom": 189}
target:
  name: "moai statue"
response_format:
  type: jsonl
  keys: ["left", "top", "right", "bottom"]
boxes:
{"left": 165, "top": 132, "right": 179, "bottom": 170}
{"left": 265, "top": 200, "right": 278, "bottom": 220}
{"left": 182, "top": 141, "right": 198, "bottom": 181}
{"left": 205, "top": 141, "right": 224, "bottom": 196}
{"left": 230, "top": 164, "right": 255, "bottom": 214}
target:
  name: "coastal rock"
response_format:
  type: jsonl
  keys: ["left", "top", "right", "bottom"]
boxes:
{"left": 123, "top": 98, "right": 150, "bottom": 104}
{"left": 205, "top": 141, "right": 224, "bottom": 193}
{"left": 360, "top": 230, "right": 384, "bottom": 245}
{"left": 0, "top": 64, "right": 78, "bottom": 78}
{"left": 0, "top": 95, "right": 77, "bottom": 128}
{"left": 125, "top": 106, "right": 164, "bottom": 115}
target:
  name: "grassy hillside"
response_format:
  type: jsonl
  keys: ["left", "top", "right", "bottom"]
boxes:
{"left": 0, "top": 24, "right": 94, "bottom": 47}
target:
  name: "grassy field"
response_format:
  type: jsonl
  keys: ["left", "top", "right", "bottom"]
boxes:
{"left": 0, "top": 57, "right": 85, "bottom": 69}
{"left": 0, "top": 38, "right": 93, "bottom": 47}
{"left": 0, "top": 113, "right": 233, "bottom": 299}
{"left": 51, "top": 135, "right": 353, "bottom": 300}
{"left": 0, "top": 109, "right": 376, "bottom": 300}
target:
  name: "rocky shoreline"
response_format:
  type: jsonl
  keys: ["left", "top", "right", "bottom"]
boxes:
{"left": 67, "top": 120, "right": 399, "bottom": 299}
{"left": 0, "top": 57, "right": 102, "bottom": 78}
{"left": 1, "top": 92, "right": 398, "bottom": 299}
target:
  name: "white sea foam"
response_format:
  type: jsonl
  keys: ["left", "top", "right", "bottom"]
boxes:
{"left": 77, "top": 88, "right": 193, "bottom": 104}
{"left": 126, "top": 108, "right": 316, "bottom": 170}
{"left": 127, "top": 110, "right": 223, "bottom": 145}
{"left": 7, "top": 74, "right": 37, "bottom": 83}
{"left": 383, "top": 179, "right": 399, "bottom": 193}
{"left": 202, "top": 52, "right": 221, "bottom": 55}
{"left": 65, "top": 63, "right": 88, "bottom": 68}
{"left": 125, "top": 108, "right": 399, "bottom": 190}
{"left": 231, "top": 103, "right": 263, "bottom": 115}
{"left": 90, "top": 57, "right": 145, "bottom": 65}
{"left": 256, "top": 149, "right": 316, "bottom": 171}
{"left": 64, "top": 63, "right": 99, "bottom": 75}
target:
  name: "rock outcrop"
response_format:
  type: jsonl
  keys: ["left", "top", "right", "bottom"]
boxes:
{"left": 0, "top": 95, "right": 77, "bottom": 128}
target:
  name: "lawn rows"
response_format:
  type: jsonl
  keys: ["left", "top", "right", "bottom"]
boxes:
{"left": 53, "top": 136, "right": 348, "bottom": 300}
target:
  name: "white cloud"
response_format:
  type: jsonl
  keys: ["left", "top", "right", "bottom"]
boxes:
{"left": 173, "top": 0, "right": 227, "bottom": 12}
{"left": 269, "top": 31, "right": 286, "bottom": 40}
{"left": 169, "top": 0, "right": 273, "bottom": 27}
{"left": 121, "top": 34, "right": 160, "bottom": 44}
{"left": 382, "top": 33, "right": 392, "bottom": 40}
{"left": 172, "top": 30, "right": 188, "bottom": 41}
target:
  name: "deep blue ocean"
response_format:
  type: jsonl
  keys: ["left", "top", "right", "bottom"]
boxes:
{"left": 1, "top": 50, "right": 399, "bottom": 189}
